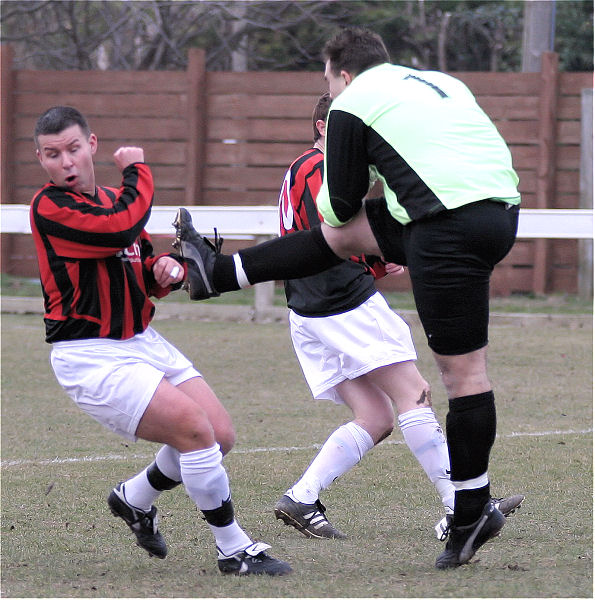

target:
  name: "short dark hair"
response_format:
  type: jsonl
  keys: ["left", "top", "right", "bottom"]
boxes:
{"left": 322, "top": 27, "right": 390, "bottom": 78}
{"left": 34, "top": 106, "right": 91, "bottom": 148}
{"left": 312, "top": 93, "right": 332, "bottom": 142}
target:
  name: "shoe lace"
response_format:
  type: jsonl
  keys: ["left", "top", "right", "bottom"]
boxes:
{"left": 314, "top": 499, "right": 327, "bottom": 514}
{"left": 441, "top": 522, "right": 451, "bottom": 540}
{"left": 203, "top": 228, "right": 224, "bottom": 254}
{"left": 136, "top": 509, "right": 158, "bottom": 534}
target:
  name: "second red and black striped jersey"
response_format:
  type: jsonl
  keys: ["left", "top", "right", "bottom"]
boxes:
{"left": 30, "top": 162, "right": 173, "bottom": 343}
{"left": 278, "top": 147, "right": 376, "bottom": 317}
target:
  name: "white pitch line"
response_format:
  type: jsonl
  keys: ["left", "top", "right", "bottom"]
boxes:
{"left": 1, "top": 428, "right": 592, "bottom": 469}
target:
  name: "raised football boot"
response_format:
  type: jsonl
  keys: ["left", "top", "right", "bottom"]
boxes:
{"left": 274, "top": 495, "right": 347, "bottom": 539}
{"left": 435, "top": 499, "right": 506, "bottom": 569}
{"left": 107, "top": 482, "right": 167, "bottom": 559}
{"left": 434, "top": 493, "right": 524, "bottom": 541}
{"left": 172, "top": 207, "right": 222, "bottom": 300}
{"left": 217, "top": 542, "right": 292, "bottom": 576}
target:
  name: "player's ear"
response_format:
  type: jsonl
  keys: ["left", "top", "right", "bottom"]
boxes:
{"left": 315, "top": 119, "right": 326, "bottom": 138}
{"left": 88, "top": 133, "right": 98, "bottom": 155}
{"left": 341, "top": 70, "right": 354, "bottom": 86}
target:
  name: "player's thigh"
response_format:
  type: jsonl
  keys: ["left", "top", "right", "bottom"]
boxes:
{"left": 405, "top": 201, "right": 518, "bottom": 356}
{"left": 176, "top": 376, "right": 236, "bottom": 455}
{"left": 136, "top": 377, "right": 216, "bottom": 452}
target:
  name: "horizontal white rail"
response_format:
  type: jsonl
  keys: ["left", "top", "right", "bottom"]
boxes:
{"left": 1, "top": 204, "right": 592, "bottom": 239}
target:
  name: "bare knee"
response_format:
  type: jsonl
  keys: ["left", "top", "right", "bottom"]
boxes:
{"left": 216, "top": 425, "right": 236, "bottom": 456}
{"left": 139, "top": 406, "right": 216, "bottom": 453}
{"left": 434, "top": 348, "right": 491, "bottom": 398}
{"left": 174, "top": 414, "right": 216, "bottom": 453}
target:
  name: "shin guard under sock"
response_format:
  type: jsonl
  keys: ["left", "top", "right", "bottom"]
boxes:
{"left": 398, "top": 407, "right": 454, "bottom": 510}
{"left": 446, "top": 391, "right": 496, "bottom": 526}
{"left": 180, "top": 444, "right": 251, "bottom": 555}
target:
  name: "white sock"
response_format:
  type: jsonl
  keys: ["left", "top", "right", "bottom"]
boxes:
{"left": 180, "top": 444, "right": 251, "bottom": 555}
{"left": 120, "top": 474, "right": 157, "bottom": 512}
{"left": 289, "top": 422, "right": 374, "bottom": 504}
{"left": 121, "top": 445, "right": 181, "bottom": 511}
{"left": 398, "top": 407, "right": 454, "bottom": 511}
{"left": 210, "top": 521, "right": 252, "bottom": 557}
{"left": 155, "top": 444, "right": 181, "bottom": 481}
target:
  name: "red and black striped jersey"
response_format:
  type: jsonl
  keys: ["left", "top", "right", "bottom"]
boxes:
{"left": 30, "top": 162, "right": 171, "bottom": 343}
{"left": 278, "top": 147, "right": 376, "bottom": 317}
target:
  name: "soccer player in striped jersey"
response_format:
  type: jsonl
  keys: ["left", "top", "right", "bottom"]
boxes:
{"left": 30, "top": 106, "right": 291, "bottom": 576}
{"left": 273, "top": 93, "right": 522, "bottom": 542}
{"left": 173, "top": 27, "right": 523, "bottom": 569}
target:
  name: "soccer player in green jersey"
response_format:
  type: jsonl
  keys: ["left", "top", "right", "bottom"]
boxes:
{"left": 174, "top": 26, "right": 521, "bottom": 570}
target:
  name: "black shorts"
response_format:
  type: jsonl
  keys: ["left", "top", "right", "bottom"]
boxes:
{"left": 365, "top": 198, "right": 519, "bottom": 355}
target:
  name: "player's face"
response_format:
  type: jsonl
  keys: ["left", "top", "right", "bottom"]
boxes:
{"left": 36, "top": 124, "right": 97, "bottom": 195}
{"left": 324, "top": 60, "right": 349, "bottom": 99}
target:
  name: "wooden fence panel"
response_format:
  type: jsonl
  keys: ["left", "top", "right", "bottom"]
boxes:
{"left": 1, "top": 44, "right": 592, "bottom": 295}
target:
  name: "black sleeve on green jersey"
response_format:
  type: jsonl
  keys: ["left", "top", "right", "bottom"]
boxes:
{"left": 325, "top": 109, "right": 371, "bottom": 223}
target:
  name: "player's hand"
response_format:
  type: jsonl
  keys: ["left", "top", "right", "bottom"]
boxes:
{"left": 153, "top": 256, "right": 184, "bottom": 287}
{"left": 385, "top": 262, "right": 405, "bottom": 276}
{"left": 113, "top": 146, "right": 144, "bottom": 171}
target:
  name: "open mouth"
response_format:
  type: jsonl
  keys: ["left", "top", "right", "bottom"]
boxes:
{"left": 65, "top": 175, "right": 77, "bottom": 184}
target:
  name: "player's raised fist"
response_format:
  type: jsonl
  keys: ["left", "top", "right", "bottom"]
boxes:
{"left": 113, "top": 146, "right": 144, "bottom": 171}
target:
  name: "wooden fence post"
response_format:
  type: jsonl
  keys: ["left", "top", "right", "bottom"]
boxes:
{"left": 578, "top": 88, "right": 593, "bottom": 299}
{"left": 1, "top": 45, "right": 14, "bottom": 204}
{"left": 185, "top": 48, "right": 207, "bottom": 205}
{"left": 1, "top": 44, "right": 15, "bottom": 273}
{"left": 533, "top": 51, "right": 559, "bottom": 295}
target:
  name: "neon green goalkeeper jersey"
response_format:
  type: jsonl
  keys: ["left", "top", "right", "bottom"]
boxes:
{"left": 317, "top": 63, "right": 521, "bottom": 227}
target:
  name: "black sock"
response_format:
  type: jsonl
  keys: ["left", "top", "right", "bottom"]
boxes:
{"left": 213, "top": 225, "right": 342, "bottom": 292}
{"left": 212, "top": 254, "right": 241, "bottom": 293}
{"left": 446, "top": 391, "right": 496, "bottom": 526}
{"left": 454, "top": 485, "right": 491, "bottom": 527}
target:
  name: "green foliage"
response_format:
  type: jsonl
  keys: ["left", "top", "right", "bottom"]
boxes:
{"left": 1, "top": 0, "right": 592, "bottom": 72}
{"left": 555, "top": 0, "right": 594, "bottom": 71}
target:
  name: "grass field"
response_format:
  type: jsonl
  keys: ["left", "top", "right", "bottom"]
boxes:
{"left": 1, "top": 310, "right": 592, "bottom": 597}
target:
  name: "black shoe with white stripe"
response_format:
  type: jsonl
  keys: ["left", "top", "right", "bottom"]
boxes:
{"left": 108, "top": 482, "right": 167, "bottom": 559}
{"left": 217, "top": 542, "right": 292, "bottom": 576}
{"left": 434, "top": 494, "right": 525, "bottom": 541}
{"left": 274, "top": 495, "right": 347, "bottom": 539}
{"left": 435, "top": 499, "right": 506, "bottom": 569}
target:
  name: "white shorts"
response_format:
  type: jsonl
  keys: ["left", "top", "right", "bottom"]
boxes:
{"left": 289, "top": 292, "right": 417, "bottom": 404}
{"left": 50, "top": 326, "right": 200, "bottom": 441}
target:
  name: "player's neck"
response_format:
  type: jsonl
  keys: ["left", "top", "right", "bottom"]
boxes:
{"left": 313, "top": 138, "right": 325, "bottom": 153}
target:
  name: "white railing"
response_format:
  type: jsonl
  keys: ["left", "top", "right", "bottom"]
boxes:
{"left": 2, "top": 204, "right": 592, "bottom": 320}
{"left": 1, "top": 204, "right": 593, "bottom": 239}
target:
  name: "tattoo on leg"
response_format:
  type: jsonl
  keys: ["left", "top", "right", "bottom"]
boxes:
{"left": 417, "top": 389, "right": 432, "bottom": 407}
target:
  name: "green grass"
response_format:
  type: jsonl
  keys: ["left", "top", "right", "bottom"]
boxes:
{"left": 1, "top": 314, "right": 593, "bottom": 597}
{"left": 2, "top": 273, "right": 593, "bottom": 315}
